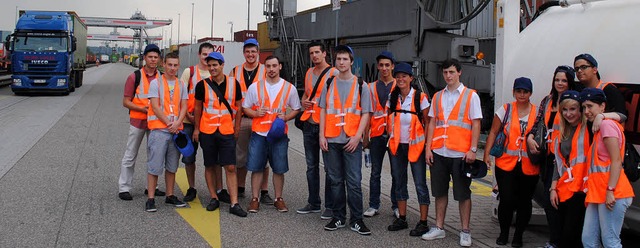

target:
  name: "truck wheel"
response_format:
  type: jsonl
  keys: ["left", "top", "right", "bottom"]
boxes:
{"left": 75, "top": 70, "right": 83, "bottom": 88}
{"left": 69, "top": 73, "right": 76, "bottom": 92}
{"left": 77, "top": 71, "right": 84, "bottom": 88}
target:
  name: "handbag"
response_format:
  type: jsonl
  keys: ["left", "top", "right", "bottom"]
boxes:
{"left": 529, "top": 100, "right": 550, "bottom": 165}
{"left": 490, "top": 103, "right": 511, "bottom": 157}
{"left": 294, "top": 67, "right": 332, "bottom": 130}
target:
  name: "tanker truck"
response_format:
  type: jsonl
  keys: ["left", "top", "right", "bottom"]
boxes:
{"left": 493, "top": 0, "right": 640, "bottom": 233}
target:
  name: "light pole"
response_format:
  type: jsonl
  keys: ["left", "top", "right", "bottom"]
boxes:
{"left": 247, "top": 0, "right": 250, "bottom": 30}
{"left": 189, "top": 3, "right": 194, "bottom": 66}
{"left": 211, "top": 0, "right": 215, "bottom": 38}
{"left": 228, "top": 21, "right": 234, "bottom": 41}
{"left": 177, "top": 13, "right": 181, "bottom": 45}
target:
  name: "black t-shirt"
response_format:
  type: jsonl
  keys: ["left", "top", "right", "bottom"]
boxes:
{"left": 194, "top": 77, "right": 243, "bottom": 103}
{"left": 602, "top": 84, "right": 627, "bottom": 117}
{"left": 238, "top": 67, "right": 257, "bottom": 89}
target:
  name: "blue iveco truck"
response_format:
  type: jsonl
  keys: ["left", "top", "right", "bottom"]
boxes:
{"left": 5, "top": 11, "right": 87, "bottom": 95}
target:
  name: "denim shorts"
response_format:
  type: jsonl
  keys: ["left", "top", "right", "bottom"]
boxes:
{"left": 246, "top": 132, "right": 289, "bottom": 174}
{"left": 147, "top": 130, "right": 180, "bottom": 176}
{"left": 180, "top": 123, "right": 198, "bottom": 164}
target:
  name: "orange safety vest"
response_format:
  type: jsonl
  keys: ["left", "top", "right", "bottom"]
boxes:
{"left": 232, "top": 63, "right": 266, "bottom": 99}
{"left": 251, "top": 79, "right": 293, "bottom": 133}
{"left": 369, "top": 80, "right": 396, "bottom": 138}
{"left": 584, "top": 121, "right": 635, "bottom": 204}
{"left": 199, "top": 76, "right": 238, "bottom": 135}
{"left": 495, "top": 102, "right": 539, "bottom": 175}
{"left": 130, "top": 69, "right": 155, "bottom": 120}
{"left": 542, "top": 96, "right": 561, "bottom": 153}
{"left": 430, "top": 87, "right": 475, "bottom": 153}
{"left": 595, "top": 81, "right": 613, "bottom": 90}
{"left": 187, "top": 66, "right": 203, "bottom": 113}
{"left": 388, "top": 89, "right": 426, "bottom": 162}
{"left": 147, "top": 75, "right": 184, "bottom": 130}
{"left": 324, "top": 77, "right": 363, "bottom": 138}
{"left": 553, "top": 123, "right": 589, "bottom": 202}
{"left": 300, "top": 67, "right": 337, "bottom": 123}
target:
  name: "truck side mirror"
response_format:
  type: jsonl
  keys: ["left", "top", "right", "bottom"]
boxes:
{"left": 71, "top": 36, "right": 77, "bottom": 52}
{"left": 4, "top": 35, "right": 10, "bottom": 50}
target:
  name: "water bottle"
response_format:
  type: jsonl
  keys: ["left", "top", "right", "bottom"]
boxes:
{"left": 364, "top": 148, "right": 372, "bottom": 168}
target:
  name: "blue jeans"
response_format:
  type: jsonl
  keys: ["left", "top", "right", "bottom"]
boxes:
{"left": 322, "top": 142, "right": 364, "bottom": 223}
{"left": 582, "top": 197, "right": 632, "bottom": 248}
{"left": 368, "top": 135, "right": 397, "bottom": 210}
{"left": 303, "top": 122, "right": 333, "bottom": 209}
{"left": 390, "top": 144, "right": 430, "bottom": 205}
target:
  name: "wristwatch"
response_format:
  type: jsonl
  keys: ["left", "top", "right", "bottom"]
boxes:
{"left": 607, "top": 186, "right": 616, "bottom": 191}
{"left": 470, "top": 147, "right": 478, "bottom": 153}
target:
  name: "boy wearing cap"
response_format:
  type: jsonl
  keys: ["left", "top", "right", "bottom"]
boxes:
{"left": 193, "top": 52, "right": 247, "bottom": 217}
{"left": 145, "top": 52, "right": 189, "bottom": 212}
{"left": 230, "top": 38, "right": 273, "bottom": 204}
{"left": 178, "top": 42, "right": 214, "bottom": 202}
{"left": 423, "top": 59, "right": 482, "bottom": 246}
{"left": 296, "top": 41, "right": 337, "bottom": 217}
{"left": 242, "top": 55, "right": 301, "bottom": 213}
{"left": 319, "top": 45, "right": 372, "bottom": 235}
{"left": 118, "top": 44, "right": 166, "bottom": 201}
{"left": 573, "top": 53, "right": 626, "bottom": 131}
{"left": 363, "top": 51, "right": 399, "bottom": 218}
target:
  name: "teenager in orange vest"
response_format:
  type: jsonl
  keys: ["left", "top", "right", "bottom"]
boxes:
{"left": 362, "top": 51, "right": 398, "bottom": 218}
{"left": 484, "top": 77, "right": 539, "bottom": 247}
{"left": 385, "top": 62, "right": 431, "bottom": 236}
{"left": 230, "top": 38, "right": 272, "bottom": 204}
{"left": 319, "top": 45, "right": 372, "bottom": 235}
{"left": 178, "top": 42, "right": 214, "bottom": 203}
{"left": 296, "top": 41, "right": 337, "bottom": 217}
{"left": 423, "top": 59, "right": 482, "bottom": 246}
{"left": 192, "top": 52, "right": 247, "bottom": 217}
{"left": 118, "top": 44, "right": 165, "bottom": 201}
{"left": 579, "top": 88, "right": 634, "bottom": 248}
{"left": 145, "top": 52, "right": 189, "bottom": 212}
{"left": 525, "top": 65, "right": 578, "bottom": 248}
{"left": 548, "top": 90, "right": 589, "bottom": 248}
{"left": 242, "top": 55, "right": 300, "bottom": 214}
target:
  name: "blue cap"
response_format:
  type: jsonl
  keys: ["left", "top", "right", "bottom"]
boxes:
{"left": 244, "top": 38, "right": 259, "bottom": 48}
{"left": 393, "top": 62, "right": 413, "bottom": 77}
{"left": 574, "top": 53, "right": 598, "bottom": 68}
{"left": 579, "top": 87, "right": 607, "bottom": 104}
{"left": 555, "top": 65, "right": 575, "bottom": 82}
{"left": 143, "top": 44, "right": 160, "bottom": 55}
{"left": 335, "top": 45, "right": 354, "bottom": 55}
{"left": 559, "top": 90, "right": 580, "bottom": 102}
{"left": 376, "top": 51, "right": 394, "bottom": 63}
{"left": 513, "top": 77, "right": 533, "bottom": 91}
{"left": 206, "top": 52, "right": 225, "bottom": 64}
{"left": 267, "top": 118, "right": 286, "bottom": 143}
{"left": 464, "top": 160, "right": 488, "bottom": 179}
{"left": 173, "top": 131, "right": 195, "bottom": 157}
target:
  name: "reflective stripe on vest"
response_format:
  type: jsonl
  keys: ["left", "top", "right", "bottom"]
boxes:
{"left": 430, "top": 87, "right": 473, "bottom": 152}
{"left": 388, "top": 89, "right": 425, "bottom": 162}
{"left": 251, "top": 80, "right": 292, "bottom": 133}
{"left": 199, "top": 75, "right": 237, "bottom": 134}
{"left": 130, "top": 69, "right": 155, "bottom": 120}
{"left": 543, "top": 96, "right": 561, "bottom": 152}
{"left": 553, "top": 123, "right": 588, "bottom": 202}
{"left": 147, "top": 75, "right": 184, "bottom": 130}
{"left": 495, "top": 102, "right": 539, "bottom": 175}
{"left": 595, "top": 81, "right": 612, "bottom": 90}
{"left": 301, "top": 67, "right": 336, "bottom": 123}
{"left": 324, "top": 77, "right": 362, "bottom": 138}
{"left": 234, "top": 63, "right": 266, "bottom": 99}
{"left": 584, "top": 121, "right": 635, "bottom": 203}
{"left": 369, "top": 80, "right": 396, "bottom": 138}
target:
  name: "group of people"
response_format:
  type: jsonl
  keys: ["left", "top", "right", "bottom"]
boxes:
{"left": 484, "top": 53, "right": 634, "bottom": 248}
{"left": 116, "top": 38, "right": 633, "bottom": 246}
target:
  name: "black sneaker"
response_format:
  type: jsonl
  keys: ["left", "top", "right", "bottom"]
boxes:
{"left": 410, "top": 222, "right": 430, "bottom": 236}
{"left": 296, "top": 204, "right": 321, "bottom": 214}
{"left": 260, "top": 192, "right": 274, "bottom": 205}
{"left": 324, "top": 218, "right": 346, "bottom": 231}
{"left": 144, "top": 189, "right": 166, "bottom": 197}
{"left": 387, "top": 218, "right": 408, "bottom": 231}
{"left": 145, "top": 198, "right": 157, "bottom": 212}
{"left": 118, "top": 192, "right": 133, "bottom": 201}
{"left": 238, "top": 187, "right": 245, "bottom": 198}
{"left": 206, "top": 198, "right": 220, "bottom": 211}
{"left": 183, "top": 187, "right": 197, "bottom": 202}
{"left": 218, "top": 189, "right": 231, "bottom": 204}
{"left": 165, "top": 195, "right": 187, "bottom": 207}
{"left": 351, "top": 220, "right": 371, "bottom": 235}
{"left": 230, "top": 204, "right": 248, "bottom": 217}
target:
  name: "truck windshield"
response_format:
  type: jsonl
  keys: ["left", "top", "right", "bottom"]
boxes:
{"left": 13, "top": 36, "right": 68, "bottom": 52}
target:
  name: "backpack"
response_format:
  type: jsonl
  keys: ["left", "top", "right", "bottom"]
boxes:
{"left": 624, "top": 143, "right": 640, "bottom": 182}
{"left": 388, "top": 86, "right": 424, "bottom": 124}
{"left": 133, "top": 69, "right": 162, "bottom": 98}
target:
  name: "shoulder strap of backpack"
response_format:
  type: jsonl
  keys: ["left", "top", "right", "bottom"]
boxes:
{"left": 188, "top": 66, "right": 195, "bottom": 89}
{"left": 133, "top": 70, "right": 141, "bottom": 98}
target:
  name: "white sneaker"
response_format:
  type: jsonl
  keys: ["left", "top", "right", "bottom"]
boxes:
{"left": 421, "top": 227, "right": 446, "bottom": 240}
{"left": 363, "top": 207, "right": 378, "bottom": 217}
{"left": 392, "top": 208, "right": 400, "bottom": 218}
{"left": 459, "top": 231, "right": 472, "bottom": 247}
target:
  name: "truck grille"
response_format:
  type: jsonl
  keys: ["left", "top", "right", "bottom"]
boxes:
{"left": 22, "top": 60, "right": 60, "bottom": 74}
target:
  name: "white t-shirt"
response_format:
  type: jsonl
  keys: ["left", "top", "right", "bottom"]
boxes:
{"left": 495, "top": 104, "right": 530, "bottom": 136}
{"left": 428, "top": 83, "right": 483, "bottom": 158}
{"left": 386, "top": 88, "right": 430, "bottom": 144}
{"left": 242, "top": 78, "right": 301, "bottom": 136}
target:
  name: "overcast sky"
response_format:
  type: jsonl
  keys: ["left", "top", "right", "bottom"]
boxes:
{"left": 0, "top": 0, "right": 325, "bottom": 47}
